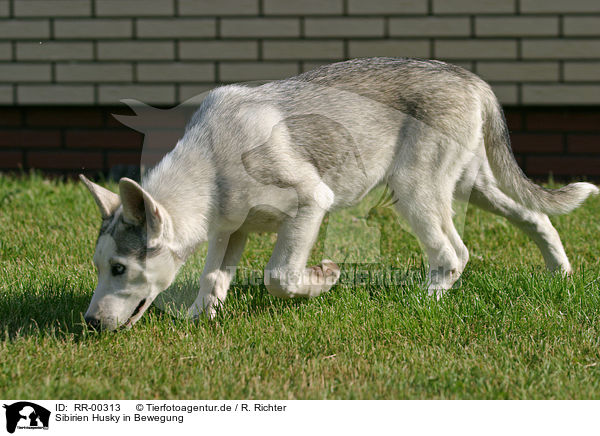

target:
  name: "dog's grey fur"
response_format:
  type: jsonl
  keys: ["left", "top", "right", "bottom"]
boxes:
{"left": 81, "top": 57, "right": 598, "bottom": 331}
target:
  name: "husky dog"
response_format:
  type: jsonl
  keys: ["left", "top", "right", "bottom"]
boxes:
{"left": 81, "top": 57, "right": 598, "bottom": 331}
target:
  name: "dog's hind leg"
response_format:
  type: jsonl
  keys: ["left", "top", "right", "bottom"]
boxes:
{"left": 264, "top": 204, "right": 340, "bottom": 299}
{"left": 388, "top": 177, "right": 465, "bottom": 297}
{"left": 187, "top": 230, "right": 248, "bottom": 319}
{"left": 471, "top": 182, "right": 572, "bottom": 274}
{"left": 468, "top": 169, "right": 571, "bottom": 274}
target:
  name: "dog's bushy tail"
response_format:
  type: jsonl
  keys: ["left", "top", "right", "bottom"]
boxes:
{"left": 482, "top": 92, "right": 598, "bottom": 215}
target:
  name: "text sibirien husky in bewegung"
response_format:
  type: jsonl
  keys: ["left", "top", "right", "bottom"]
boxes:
{"left": 79, "top": 57, "right": 598, "bottom": 331}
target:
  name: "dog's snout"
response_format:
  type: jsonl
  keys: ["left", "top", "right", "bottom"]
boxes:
{"left": 84, "top": 315, "right": 102, "bottom": 331}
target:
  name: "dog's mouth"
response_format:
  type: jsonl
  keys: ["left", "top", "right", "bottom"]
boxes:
{"left": 121, "top": 298, "right": 149, "bottom": 329}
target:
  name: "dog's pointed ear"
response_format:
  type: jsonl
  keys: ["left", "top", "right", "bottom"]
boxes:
{"left": 79, "top": 174, "right": 120, "bottom": 219}
{"left": 119, "top": 178, "right": 163, "bottom": 237}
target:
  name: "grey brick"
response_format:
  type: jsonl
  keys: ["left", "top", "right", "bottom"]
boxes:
{"left": 263, "top": 0, "right": 342, "bottom": 15}
{"left": 263, "top": 41, "right": 343, "bottom": 60}
{"left": 348, "top": 0, "right": 427, "bottom": 14}
{"left": 56, "top": 63, "right": 133, "bottom": 82}
{"left": 435, "top": 40, "right": 517, "bottom": 59}
{"left": 96, "top": 0, "right": 173, "bottom": 16}
{"left": 564, "top": 62, "right": 600, "bottom": 81}
{"left": 564, "top": 17, "right": 600, "bottom": 36}
{"left": 522, "top": 39, "right": 600, "bottom": 59}
{"left": 179, "top": 0, "right": 258, "bottom": 16}
{"left": 0, "top": 1, "right": 8, "bottom": 17}
{"left": 15, "top": 0, "right": 91, "bottom": 17}
{"left": 0, "top": 20, "right": 50, "bottom": 39}
{"left": 433, "top": 0, "right": 514, "bottom": 14}
{"left": 477, "top": 62, "right": 559, "bottom": 82}
{"left": 389, "top": 17, "right": 470, "bottom": 37}
{"left": 98, "top": 42, "right": 174, "bottom": 61}
{"left": 180, "top": 41, "right": 258, "bottom": 60}
{"left": 490, "top": 84, "right": 518, "bottom": 105}
{"left": 523, "top": 84, "right": 600, "bottom": 104}
{"left": 137, "top": 62, "right": 214, "bottom": 82}
{"left": 54, "top": 19, "right": 132, "bottom": 39}
{"left": 219, "top": 62, "right": 298, "bottom": 82}
{"left": 521, "top": 0, "right": 600, "bottom": 13}
{"left": 301, "top": 61, "right": 334, "bottom": 72}
{"left": 17, "top": 42, "right": 93, "bottom": 61}
{"left": 179, "top": 84, "right": 217, "bottom": 102}
{"left": 0, "top": 42, "right": 10, "bottom": 60}
{"left": 99, "top": 85, "right": 176, "bottom": 105}
{"left": 221, "top": 19, "right": 300, "bottom": 38}
{"left": 0, "top": 85, "right": 12, "bottom": 104}
{"left": 18, "top": 85, "right": 94, "bottom": 104}
{"left": 349, "top": 40, "right": 430, "bottom": 58}
{"left": 0, "top": 63, "right": 51, "bottom": 82}
{"left": 137, "top": 19, "right": 216, "bottom": 38}
{"left": 476, "top": 17, "right": 558, "bottom": 37}
{"left": 305, "top": 18, "right": 384, "bottom": 38}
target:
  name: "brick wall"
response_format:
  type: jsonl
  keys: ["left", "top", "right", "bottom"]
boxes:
{"left": 1, "top": 0, "right": 600, "bottom": 177}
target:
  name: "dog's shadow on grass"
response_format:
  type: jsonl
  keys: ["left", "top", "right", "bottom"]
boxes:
{"left": 0, "top": 288, "right": 93, "bottom": 341}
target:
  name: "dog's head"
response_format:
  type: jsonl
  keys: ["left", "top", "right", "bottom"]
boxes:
{"left": 80, "top": 175, "right": 183, "bottom": 331}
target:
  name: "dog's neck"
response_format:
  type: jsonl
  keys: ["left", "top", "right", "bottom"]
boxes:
{"left": 142, "top": 146, "right": 217, "bottom": 259}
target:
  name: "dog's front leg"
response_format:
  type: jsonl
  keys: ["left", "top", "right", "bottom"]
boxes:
{"left": 187, "top": 231, "right": 247, "bottom": 319}
{"left": 264, "top": 204, "right": 340, "bottom": 299}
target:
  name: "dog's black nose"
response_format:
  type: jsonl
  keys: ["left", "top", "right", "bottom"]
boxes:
{"left": 84, "top": 316, "right": 102, "bottom": 331}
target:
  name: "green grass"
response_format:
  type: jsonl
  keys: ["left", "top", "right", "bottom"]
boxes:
{"left": 1, "top": 172, "right": 600, "bottom": 399}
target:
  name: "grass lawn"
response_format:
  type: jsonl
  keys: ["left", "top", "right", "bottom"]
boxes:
{"left": 1, "top": 172, "right": 600, "bottom": 399}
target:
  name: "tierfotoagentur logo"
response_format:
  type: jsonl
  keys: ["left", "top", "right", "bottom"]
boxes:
{"left": 2, "top": 402, "right": 50, "bottom": 434}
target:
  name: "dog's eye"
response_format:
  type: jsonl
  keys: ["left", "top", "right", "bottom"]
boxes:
{"left": 111, "top": 263, "right": 126, "bottom": 276}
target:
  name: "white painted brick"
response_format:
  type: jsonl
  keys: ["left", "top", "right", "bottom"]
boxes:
{"left": 433, "top": 0, "right": 514, "bottom": 14}
{"left": 523, "top": 84, "right": 600, "bottom": 104}
{"left": 18, "top": 85, "right": 94, "bottom": 104}
{"left": 389, "top": 17, "right": 470, "bottom": 37}
{"left": 521, "top": 0, "right": 600, "bottom": 13}
{"left": 99, "top": 85, "right": 176, "bottom": 105}
{"left": 179, "top": 41, "right": 257, "bottom": 60}
{"left": 137, "top": 62, "right": 214, "bottom": 82}
{"left": 137, "top": 19, "right": 216, "bottom": 38}
{"left": 54, "top": 19, "right": 132, "bottom": 39}
{"left": 56, "top": 63, "right": 133, "bottom": 82}
{"left": 477, "top": 62, "right": 559, "bottom": 82}
{"left": 179, "top": 84, "right": 217, "bottom": 102}
{"left": 0, "top": 1, "right": 8, "bottom": 17}
{"left": 96, "top": 0, "right": 173, "bottom": 16}
{"left": 221, "top": 19, "right": 300, "bottom": 38}
{"left": 0, "top": 85, "right": 12, "bottom": 104}
{"left": 0, "top": 64, "right": 51, "bottom": 82}
{"left": 348, "top": 0, "right": 427, "bottom": 14}
{"left": 263, "top": 41, "right": 343, "bottom": 60}
{"left": 98, "top": 42, "right": 174, "bottom": 61}
{"left": 490, "top": 84, "right": 518, "bottom": 105}
{"left": 522, "top": 40, "right": 600, "bottom": 59}
{"left": 219, "top": 62, "right": 298, "bottom": 82}
{"left": 17, "top": 42, "right": 93, "bottom": 60}
{"left": 564, "top": 17, "right": 600, "bottom": 36}
{"left": 435, "top": 40, "right": 517, "bottom": 59}
{"left": 305, "top": 18, "right": 384, "bottom": 38}
{"left": 564, "top": 62, "right": 600, "bottom": 81}
{"left": 0, "top": 42, "right": 10, "bottom": 60}
{"left": 15, "top": 0, "right": 91, "bottom": 17}
{"left": 349, "top": 40, "right": 430, "bottom": 58}
{"left": 0, "top": 20, "right": 50, "bottom": 39}
{"left": 179, "top": 0, "right": 258, "bottom": 16}
{"left": 476, "top": 17, "right": 558, "bottom": 37}
{"left": 263, "top": 0, "right": 342, "bottom": 15}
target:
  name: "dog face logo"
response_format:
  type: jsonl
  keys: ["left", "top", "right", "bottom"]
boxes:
{"left": 3, "top": 402, "right": 50, "bottom": 433}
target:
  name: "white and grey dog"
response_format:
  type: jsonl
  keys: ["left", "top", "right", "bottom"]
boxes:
{"left": 80, "top": 57, "right": 598, "bottom": 331}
